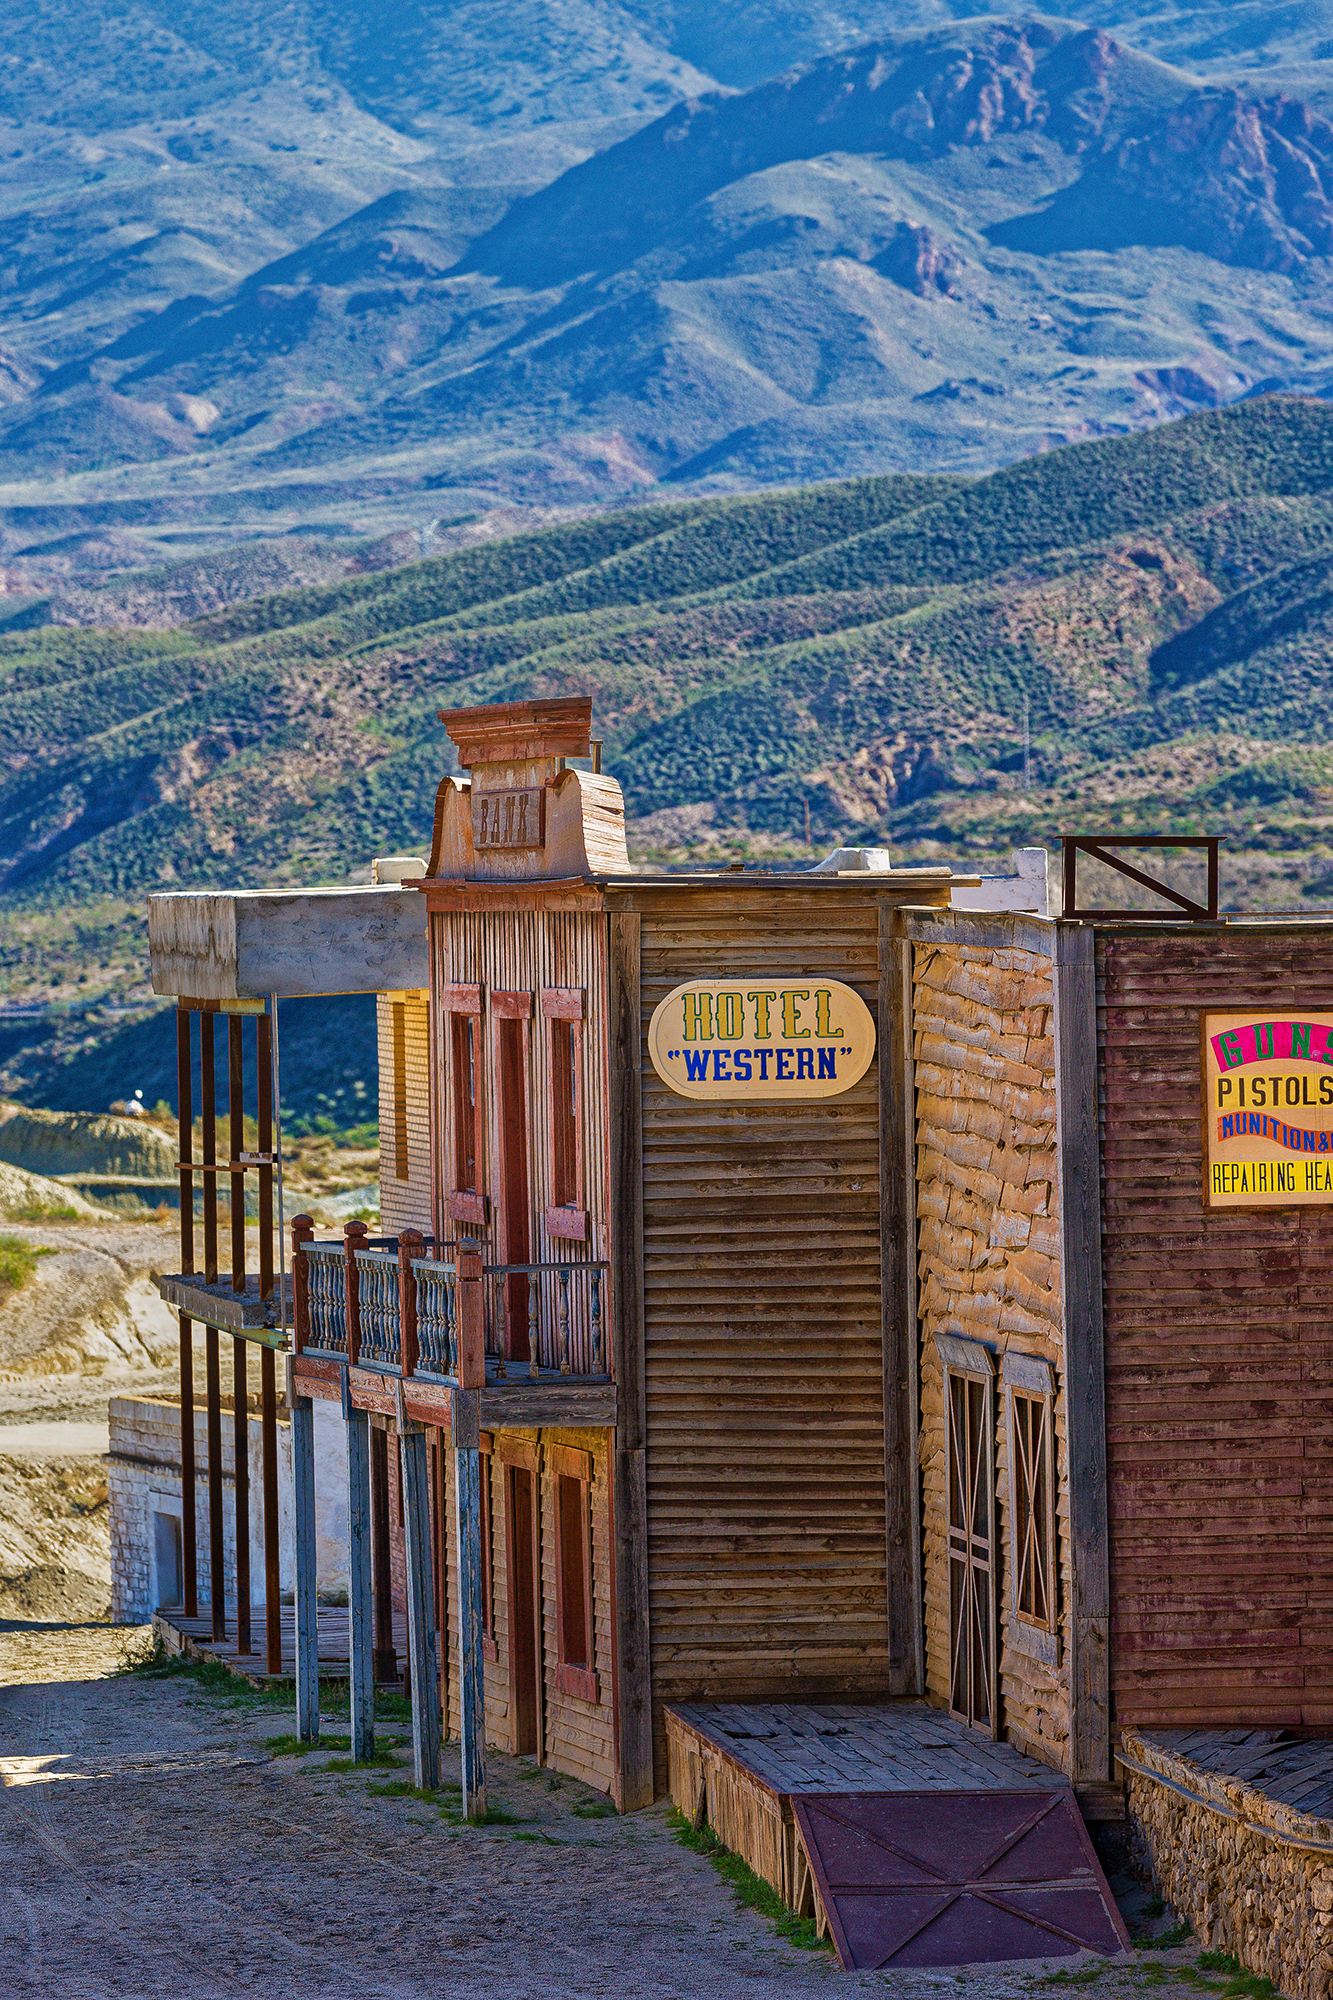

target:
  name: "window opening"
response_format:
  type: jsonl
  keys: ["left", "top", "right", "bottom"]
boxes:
{"left": 1013, "top": 1392, "right": 1053, "bottom": 1628}
{"left": 392, "top": 1001, "right": 409, "bottom": 1182}
{"left": 541, "top": 989, "right": 586, "bottom": 1240}
{"left": 1004, "top": 1353, "right": 1059, "bottom": 1668}
{"left": 153, "top": 1510, "right": 183, "bottom": 1610}
{"left": 451, "top": 1012, "right": 478, "bottom": 1192}
{"left": 551, "top": 1020, "right": 578, "bottom": 1208}
{"left": 479, "top": 1434, "right": 498, "bottom": 1663}
{"left": 553, "top": 1445, "right": 598, "bottom": 1702}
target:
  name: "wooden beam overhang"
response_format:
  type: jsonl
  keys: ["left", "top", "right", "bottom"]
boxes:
{"left": 292, "top": 1352, "right": 616, "bottom": 1428}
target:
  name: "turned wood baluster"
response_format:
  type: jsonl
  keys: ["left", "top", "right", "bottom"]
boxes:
{"left": 343, "top": 1220, "right": 367, "bottom": 1366}
{"left": 590, "top": 1267, "right": 604, "bottom": 1376}
{"left": 559, "top": 1267, "right": 571, "bottom": 1376}
{"left": 399, "top": 1229, "right": 423, "bottom": 1377}
{"left": 528, "top": 1272, "right": 540, "bottom": 1380}
{"left": 291, "top": 1215, "right": 314, "bottom": 1356}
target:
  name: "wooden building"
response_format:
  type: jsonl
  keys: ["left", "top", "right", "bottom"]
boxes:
{"left": 146, "top": 697, "right": 1329, "bottom": 1895}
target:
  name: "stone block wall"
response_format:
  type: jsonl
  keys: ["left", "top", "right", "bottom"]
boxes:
{"left": 1124, "top": 1727, "right": 1333, "bottom": 2000}
{"left": 912, "top": 937, "right": 1070, "bottom": 1768}
{"left": 109, "top": 1394, "right": 316, "bottom": 1622}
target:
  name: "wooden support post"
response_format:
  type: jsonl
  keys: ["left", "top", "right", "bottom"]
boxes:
{"left": 291, "top": 1215, "right": 314, "bottom": 1354}
{"left": 205, "top": 1327, "right": 225, "bottom": 1641}
{"left": 370, "top": 1424, "right": 397, "bottom": 1684}
{"left": 1054, "top": 922, "right": 1112, "bottom": 1786}
{"left": 453, "top": 1386, "right": 487, "bottom": 1819}
{"left": 607, "top": 911, "right": 653, "bottom": 1811}
{"left": 228, "top": 1013, "right": 246, "bottom": 1293}
{"left": 400, "top": 1420, "right": 441, "bottom": 1791}
{"left": 233, "top": 1337, "right": 251, "bottom": 1655}
{"left": 881, "top": 910, "right": 924, "bottom": 1697}
{"left": 346, "top": 1395, "right": 375, "bottom": 1761}
{"left": 176, "top": 1007, "right": 198, "bottom": 1619}
{"left": 291, "top": 1391, "right": 320, "bottom": 1743}
{"left": 257, "top": 1012, "right": 274, "bottom": 1301}
{"left": 257, "top": 1014, "right": 280, "bottom": 1672}
{"left": 260, "top": 1346, "right": 281, "bottom": 1673}
{"left": 398, "top": 1228, "right": 423, "bottom": 1377}
{"left": 199, "top": 1011, "right": 226, "bottom": 1639}
{"left": 456, "top": 1240, "right": 484, "bottom": 1389}
{"left": 343, "top": 1219, "right": 366, "bottom": 1366}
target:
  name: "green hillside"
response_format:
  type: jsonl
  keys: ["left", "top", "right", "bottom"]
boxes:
{"left": 6, "top": 394, "right": 1333, "bottom": 1109}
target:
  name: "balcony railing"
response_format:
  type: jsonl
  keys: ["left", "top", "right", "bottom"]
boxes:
{"left": 292, "top": 1220, "right": 609, "bottom": 1387}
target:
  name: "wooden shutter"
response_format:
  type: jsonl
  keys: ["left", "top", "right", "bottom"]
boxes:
{"left": 938, "top": 1334, "right": 997, "bottom": 1737}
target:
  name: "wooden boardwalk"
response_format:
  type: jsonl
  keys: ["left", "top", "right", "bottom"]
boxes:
{"left": 668, "top": 1699, "right": 1070, "bottom": 1798}
{"left": 156, "top": 1605, "right": 409, "bottom": 1687}
{"left": 1139, "top": 1726, "right": 1333, "bottom": 1820}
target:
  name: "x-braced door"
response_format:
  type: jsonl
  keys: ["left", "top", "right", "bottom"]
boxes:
{"left": 945, "top": 1358, "right": 997, "bottom": 1736}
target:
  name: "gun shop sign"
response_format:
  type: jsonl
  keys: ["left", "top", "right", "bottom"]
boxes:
{"left": 1203, "top": 1011, "right": 1333, "bottom": 1208}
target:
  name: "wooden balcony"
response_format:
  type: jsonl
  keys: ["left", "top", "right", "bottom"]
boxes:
{"left": 290, "top": 1221, "right": 614, "bottom": 1427}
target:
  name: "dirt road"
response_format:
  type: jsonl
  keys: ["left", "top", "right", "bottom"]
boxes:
{"left": 0, "top": 1627, "right": 1238, "bottom": 2000}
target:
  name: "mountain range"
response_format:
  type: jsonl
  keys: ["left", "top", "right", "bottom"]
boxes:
{"left": 6, "top": 393, "right": 1333, "bottom": 1116}
{"left": 4, "top": 3, "right": 1333, "bottom": 596}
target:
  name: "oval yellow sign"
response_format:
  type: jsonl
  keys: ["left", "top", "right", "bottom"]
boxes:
{"left": 647, "top": 978, "right": 876, "bottom": 1101}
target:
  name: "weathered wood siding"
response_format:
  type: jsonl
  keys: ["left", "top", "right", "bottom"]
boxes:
{"left": 431, "top": 910, "right": 610, "bottom": 1294}
{"left": 912, "top": 939, "right": 1071, "bottom": 1769}
{"left": 441, "top": 1425, "right": 615, "bottom": 1792}
{"left": 378, "top": 991, "right": 432, "bottom": 1235}
{"left": 1099, "top": 929, "right": 1333, "bottom": 1728}
{"left": 631, "top": 887, "right": 891, "bottom": 1785}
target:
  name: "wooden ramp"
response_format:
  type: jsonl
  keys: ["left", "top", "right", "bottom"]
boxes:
{"left": 666, "top": 1702, "right": 1128, "bottom": 1970}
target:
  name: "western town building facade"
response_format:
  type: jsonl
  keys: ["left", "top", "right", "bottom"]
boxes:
{"left": 136, "top": 695, "right": 1333, "bottom": 1989}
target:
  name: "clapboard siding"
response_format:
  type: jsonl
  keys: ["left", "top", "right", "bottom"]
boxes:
{"left": 441, "top": 1426, "right": 614, "bottom": 1792}
{"left": 912, "top": 940, "right": 1071, "bottom": 1771}
{"left": 633, "top": 891, "right": 890, "bottom": 1785}
{"left": 1099, "top": 930, "right": 1333, "bottom": 1727}
{"left": 378, "top": 990, "right": 432, "bottom": 1236}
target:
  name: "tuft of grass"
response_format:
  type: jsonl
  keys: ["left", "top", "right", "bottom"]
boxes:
{"left": 570, "top": 1797, "right": 618, "bottom": 1819}
{"left": 0, "top": 1235, "right": 55, "bottom": 1290}
{"left": 265, "top": 1732, "right": 352, "bottom": 1757}
{"left": 1034, "top": 1966, "right": 1105, "bottom": 1987}
{"left": 1195, "top": 1954, "right": 1280, "bottom": 2000}
{"left": 670, "top": 1811, "right": 832, "bottom": 1953}
{"left": 322, "top": 1750, "right": 406, "bottom": 1772}
{"left": 120, "top": 1635, "right": 292, "bottom": 1708}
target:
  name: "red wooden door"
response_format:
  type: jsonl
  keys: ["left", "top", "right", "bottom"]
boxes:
{"left": 496, "top": 1016, "right": 531, "bottom": 1360}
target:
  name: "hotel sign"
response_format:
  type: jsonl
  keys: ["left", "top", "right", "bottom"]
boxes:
{"left": 648, "top": 978, "right": 876, "bottom": 1102}
{"left": 1203, "top": 1010, "right": 1333, "bottom": 1208}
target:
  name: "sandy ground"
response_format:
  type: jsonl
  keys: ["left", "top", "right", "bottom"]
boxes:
{"left": 0, "top": 1626, "right": 1241, "bottom": 2000}
{"left": 0, "top": 1218, "right": 1273, "bottom": 1998}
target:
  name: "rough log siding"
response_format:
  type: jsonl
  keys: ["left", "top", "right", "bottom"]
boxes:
{"left": 913, "top": 940, "right": 1071, "bottom": 1770}
{"left": 377, "top": 991, "right": 432, "bottom": 1235}
{"left": 635, "top": 889, "right": 890, "bottom": 1787}
{"left": 1099, "top": 930, "right": 1333, "bottom": 1729}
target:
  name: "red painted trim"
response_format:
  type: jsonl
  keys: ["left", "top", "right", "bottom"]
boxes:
{"left": 544, "top": 1204, "right": 588, "bottom": 1242}
{"left": 491, "top": 990, "right": 534, "bottom": 1019}
{"left": 540, "top": 987, "right": 585, "bottom": 1020}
